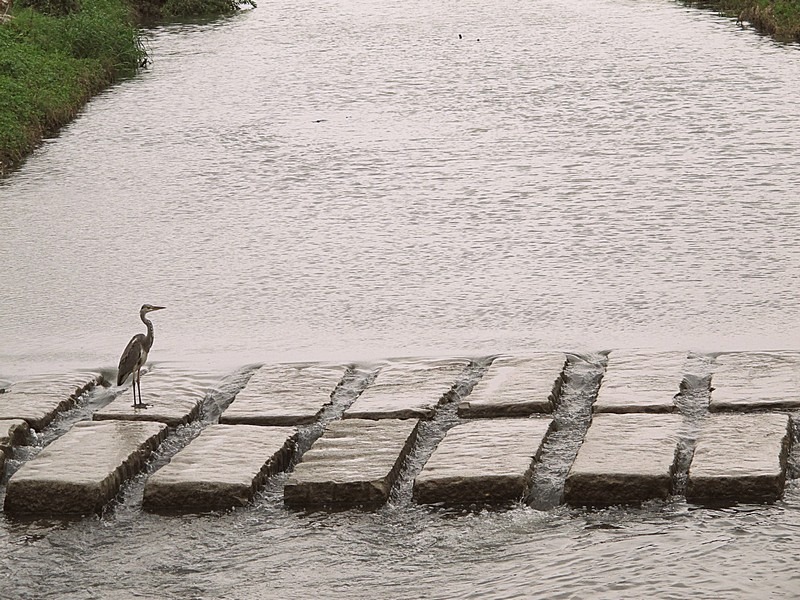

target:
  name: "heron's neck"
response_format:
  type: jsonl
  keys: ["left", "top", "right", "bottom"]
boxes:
{"left": 140, "top": 313, "right": 155, "bottom": 351}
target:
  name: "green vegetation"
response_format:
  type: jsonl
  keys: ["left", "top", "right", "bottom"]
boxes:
{"left": 685, "top": 0, "right": 800, "bottom": 41}
{"left": 0, "top": 0, "right": 145, "bottom": 173}
{"left": 0, "top": 0, "right": 254, "bottom": 175}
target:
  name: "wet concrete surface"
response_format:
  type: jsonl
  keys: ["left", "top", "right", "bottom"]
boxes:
{"left": 593, "top": 351, "right": 686, "bottom": 413}
{"left": 220, "top": 363, "right": 346, "bottom": 426}
{"left": 413, "top": 418, "right": 553, "bottom": 505}
{"left": 284, "top": 418, "right": 420, "bottom": 508}
{"left": 93, "top": 371, "right": 204, "bottom": 427}
{"left": 710, "top": 352, "right": 800, "bottom": 411}
{"left": 564, "top": 413, "right": 683, "bottom": 505}
{"left": 143, "top": 424, "right": 297, "bottom": 512}
{"left": 4, "top": 420, "right": 167, "bottom": 515}
{"left": 456, "top": 354, "right": 566, "bottom": 417}
{"left": 343, "top": 359, "right": 469, "bottom": 420}
{"left": 687, "top": 413, "right": 791, "bottom": 504}
{"left": 0, "top": 373, "right": 104, "bottom": 430}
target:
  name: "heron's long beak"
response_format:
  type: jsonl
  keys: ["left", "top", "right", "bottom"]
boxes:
{"left": 152, "top": 306, "right": 166, "bottom": 311}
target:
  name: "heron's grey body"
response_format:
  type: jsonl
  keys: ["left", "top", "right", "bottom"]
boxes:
{"left": 117, "top": 304, "right": 165, "bottom": 408}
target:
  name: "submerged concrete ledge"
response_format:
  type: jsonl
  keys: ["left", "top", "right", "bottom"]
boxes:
{"left": 0, "top": 373, "right": 104, "bottom": 430}
{"left": 457, "top": 354, "right": 566, "bottom": 418}
{"left": 413, "top": 418, "right": 553, "bottom": 506}
{"left": 686, "top": 413, "right": 791, "bottom": 504}
{"left": 710, "top": 353, "right": 800, "bottom": 412}
{"left": 220, "top": 363, "right": 346, "bottom": 426}
{"left": 94, "top": 372, "right": 204, "bottom": 427}
{"left": 344, "top": 359, "right": 468, "bottom": 420}
{"left": 143, "top": 424, "right": 297, "bottom": 512}
{"left": 4, "top": 420, "right": 167, "bottom": 515}
{"left": 564, "top": 413, "right": 682, "bottom": 506}
{"left": 593, "top": 351, "right": 685, "bottom": 414}
{"left": 284, "top": 418, "right": 420, "bottom": 509}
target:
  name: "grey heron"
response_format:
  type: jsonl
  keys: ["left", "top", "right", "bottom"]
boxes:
{"left": 117, "top": 304, "right": 165, "bottom": 408}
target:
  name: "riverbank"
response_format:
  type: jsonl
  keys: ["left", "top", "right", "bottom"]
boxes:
{"left": 685, "top": 0, "right": 800, "bottom": 41}
{"left": 0, "top": 0, "right": 254, "bottom": 176}
{"left": 0, "top": 0, "right": 144, "bottom": 175}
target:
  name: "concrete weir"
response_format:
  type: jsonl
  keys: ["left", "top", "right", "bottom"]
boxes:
{"left": 4, "top": 420, "right": 167, "bottom": 515}
{"left": 284, "top": 418, "right": 420, "bottom": 508}
{"left": 344, "top": 359, "right": 468, "bottom": 420}
{"left": 710, "top": 352, "right": 800, "bottom": 411}
{"left": 220, "top": 363, "right": 345, "bottom": 426}
{"left": 0, "top": 373, "right": 103, "bottom": 430}
{"left": 686, "top": 414, "right": 791, "bottom": 504}
{"left": 457, "top": 354, "right": 566, "bottom": 418}
{"left": 413, "top": 418, "right": 553, "bottom": 506}
{"left": 94, "top": 372, "right": 204, "bottom": 427}
{"left": 143, "top": 424, "right": 297, "bottom": 512}
{"left": 564, "top": 413, "right": 682, "bottom": 506}
{"left": 594, "top": 351, "right": 686, "bottom": 413}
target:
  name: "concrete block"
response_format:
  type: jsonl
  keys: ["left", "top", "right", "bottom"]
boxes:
{"left": 5, "top": 420, "right": 167, "bottom": 515}
{"left": 564, "top": 414, "right": 682, "bottom": 506}
{"left": 457, "top": 354, "right": 566, "bottom": 418}
{"left": 143, "top": 424, "right": 297, "bottom": 511}
{"left": 284, "top": 418, "right": 419, "bottom": 509}
{"left": 413, "top": 418, "right": 553, "bottom": 505}
{"left": 687, "top": 413, "right": 791, "bottom": 504}
{"left": 594, "top": 351, "right": 685, "bottom": 413}
{"left": 220, "top": 363, "right": 345, "bottom": 426}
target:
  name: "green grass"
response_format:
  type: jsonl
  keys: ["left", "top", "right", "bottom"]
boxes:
{"left": 684, "top": 0, "right": 800, "bottom": 41}
{"left": 0, "top": 0, "right": 144, "bottom": 173}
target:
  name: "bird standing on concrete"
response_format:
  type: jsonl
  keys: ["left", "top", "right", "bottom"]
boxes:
{"left": 117, "top": 304, "right": 165, "bottom": 408}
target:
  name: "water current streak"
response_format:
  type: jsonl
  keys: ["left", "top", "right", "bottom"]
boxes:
{"left": 670, "top": 353, "right": 713, "bottom": 498}
{"left": 527, "top": 352, "right": 607, "bottom": 510}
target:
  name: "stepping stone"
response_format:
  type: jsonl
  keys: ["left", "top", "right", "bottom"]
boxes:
{"left": 564, "top": 413, "right": 682, "bottom": 506}
{"left": 593, "top": 351, "right": 686, "bottom": 413}
{"left": 457, "top": 354, "right": 566, "bottom": 418}
{"left": 220, "top": 363, "right": 345, "bottom": 426}
{"left": 143, "top": 424, "right": 297, "bottom": 512}
{"left": 0, "top": 373, "right": 104, "bottom": 430}
{"left": 4, "top": 420, "right": 168, "bottom": 515}
{"left": 284, "top": 418, "right": 420, "bottom": 509}
{"left": 686, "top": 414, "right": 791, "bottom": 504}
{"left": 94, "top": 371, "right": 204, "bottom": 427}
{"left": 345, "top": 359, "right": 468, "bottom": 420}
{"left": 413, "top": 418, "right": 553, "bottom": 505}
{"left": 710, "top": 352, "right": 800, "bottom": 411}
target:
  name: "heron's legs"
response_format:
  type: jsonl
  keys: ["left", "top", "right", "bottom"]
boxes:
{"left": 132, "top": 368, "right": 149, "bottom": 409}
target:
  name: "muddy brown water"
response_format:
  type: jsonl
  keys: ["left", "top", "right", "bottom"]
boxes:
{"left": 1, "top": 0, "right": 800, "bottom": 597}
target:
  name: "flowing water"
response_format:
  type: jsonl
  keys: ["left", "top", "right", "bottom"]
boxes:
{"left": 1, "top": 0, "right": 800, "bottom": 596}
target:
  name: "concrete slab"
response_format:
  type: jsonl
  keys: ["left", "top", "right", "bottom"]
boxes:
{"left": 593, "top": 351, "right": 685, "bottom": 413}
{"left": 413, "top": 418, "right": 553, "bottom": 505}
{"left": 686, "top": 414, "right": 791, "bottom": 504}
{"left": 220, "top": 363, "right": 345, "bottom": 426}
{"left": 710, "top": 352, "right": 800, "bottom": 411}
{"left": 284, "top": 418, "right": 420, "bottom": 509}
{"left": 4, "top": 420, "right": 168, "bottom": 515}
{"left": 94, "top": 371, "right": 204, "bottom": 427}
{"left": 143, "top": 424, "right": 297, "bottom": 511}
{"left": 0, "top": 373, "right": 104, "bottom": 430}
{"left": 457, "top": 354, "right": 566, "bottom": 418}
{"left": 564, "top": 413, "right": 682, "bottom": 506}
{"left": 344, "top": 359, "right": 468, "bottom": 420}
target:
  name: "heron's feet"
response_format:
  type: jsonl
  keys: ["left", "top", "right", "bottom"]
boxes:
{"left": 132, "top": 402, "right": 151, "bottom": 409}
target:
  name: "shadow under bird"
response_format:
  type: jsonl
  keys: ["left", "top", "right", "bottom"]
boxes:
{"left": 117, "top": 304, "right": 165, "bottom": 408}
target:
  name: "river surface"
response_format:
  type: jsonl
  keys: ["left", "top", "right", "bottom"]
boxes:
{"left": 1, "top": 0, "right": 800, "bottom": 597}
